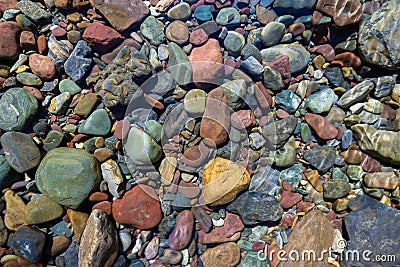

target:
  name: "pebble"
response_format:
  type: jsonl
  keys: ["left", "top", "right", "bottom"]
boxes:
{"left": 28, "top": 54, "right": 55, "bottom": 80}
{"left": 25, "top": 195, "right": 63, "bottom": 225}
{"left": 260, "top": 21, "right": 285, "bottom": 47}
{"left": 304, "top": 146, "right": 336, "bottom": 173}
{"left": 4, "top": 190, "right": 26, "bottom": 231}
{"left": 165, "top": 20, "right": 189, "bottom": 44}
{"left": 199, "top": 242, "right": 241, "bottom": 267}
{"left": 167, "top": 2, "right": 191, "bottom": 20}
{"left": 224, "top": 31, "right": 246, "bottom": 55}
{"left": 140, "top": 16, "right": 165, "bottom": 46}
{"left": 168, "top": 210, "right": 194, "bottom": 250}
{"left": 7, "top": 226, "right": 46, "bottom": 263}
{"left": 78, "top": 109, "right": 111, "bottom": 136}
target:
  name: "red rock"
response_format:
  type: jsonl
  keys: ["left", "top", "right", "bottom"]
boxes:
{"left": 200, "top": 88, "right": 230, "bottom": 146}
{"left": 189, "top": 28, "right": 209, "bottom": 46}
{"left": 280, "top": 189, "right": 302, "bottom": 209}
{"left": 178, "top": 180, "right": 201, "bottom": 198}
{"left": 114, "top": 119, "right": 130, "bottom": 140}
{"left": 168, "top": 210, "right": 194, "bottom": 250}
{"left": 0, "top": 21, "right": 20, "bottom": 61}
{"left": 197, "top": 212, "right": 244, "bottom": 244}
{"left": 305, "top": 113, "right": 338, "bottom": 140}
{"left": 188, "top": 38, "right": 224, "bottom": 89}
{"left": 266, "top": 245, "right": 281, "bottom": 267}
{"left": 112, "top": 185, "right": 162, "bottom": 229}
{"left": 23, "top": 86, "right": 44, "bottom": 101}
{"left": 89, "top": 191, "right": 109, "bottom": 202}
{"left": 254, "top": 81, "right": 273, "bottom": 110}
{"left": 92, "top": 201, "right": 112, "bottom": 215}
{"left": 231, "top": 110, "right": 256, "bottom": 129}
{"left": 29, "top": 54, "right": 56, "bottom": 80}
{"left": 0, "top": 0, "right": 17, "bottom": 12}
{"left": 82, "top": 22, "right": 123, "bottom": 53}
{"left": 181, "top": 145, "right": 210, "bottom": 167}
{"left": 52, "top": 26, "right": 67, "bottom": 37}
{"left": 361, "top": 155, "right": 381, "bottom": 173}
{"left": 288, "top": 23, "right": 305, "bottom": 36}
{"left": 37, "top": 35, "right": 47, "bottom": 55}
{"left": 224, "top": 58, "right": 236, "bottom": 76}
{"left": 331, "top": 52, "right": 361, "bottom": 68}
{"left": 20, "top": 31, "right": 36, "bottom": 50}
{"left": 276, "top": 109, "right": 290, "bottom": 119}
{"left": 100, "top": 38, "right": 141, "bottom": 64}
{"left": 269, "top": 55, "right": 291, "bottom": 86}
{"left": 316, "top": 0, "right": 363, "bottom": 26}
{"left": 309, "top": 44, "right": 335, "bottom": 61}
{"left": 192, "top": 206, "right": 212, "bottom": 233}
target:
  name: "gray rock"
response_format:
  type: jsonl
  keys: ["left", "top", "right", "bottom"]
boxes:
{"left": 64, "top": 40, "right": 92, "bottom": 82}
{"left": 273, "top": 0, "right": 316, "bottom": 16}
{"left": 8, "top": 226, "right": 46, "bottom": 262}
{"left": 140, "top": 16, "right": 165, "bottom": 46}
{"left": 260, "top": 21, "right": 286, "bottom": 47}
{"left": 371, "top": 76, "right": 396, "bottom": 98}
{"left": 323, "top": 66, "right": 350, "bottom": 90}
{"left": 304, "top": 146, "right": 336, "bottom": 173}
{"left": 262, "top": 116, "right": 297, "bottom": 150}
{"left": 17, "top": 0, "right": 51, "bottom": 24}
{"left": 240, "top": 56, "right": 264, "bottom": 76}
{"left": 168, "top": 42, "right": 192, "bottom": 85}
{"left": 337, "top": 80, "right": 375, "bottom": 109}
{"left": 215, "top": 7, "right": 240, "bottom": 27}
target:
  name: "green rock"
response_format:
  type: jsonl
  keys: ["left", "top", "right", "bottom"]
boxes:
{"left": 167, "top": 2, "right": 191, "bottom": 20}
{"left": 275, "top": 90, "right": 301, "bottom": 114}
{"left": 238, "top": 251, "right": 270, "bottom": 267}
{"left": 305, "top": 88, "right": 338, "bottom": 113}
{"left": 323, "top": 179, "right": 351, "bottom": 200}
{"left": 273, "top": 136, "right": 295, "bottom": 167}
{"left": 261, "top": 43, "right": 310, "bottom": 74}
{"left": 83, "top": 137, "right": 98, "bottom": 153}
{"left": 17, "top": 0, "right": 51, "bottom": 24}
{"left": 237, "top": 238, "right": 254, "bottom": 251}
{"left": 361, "top": 184, "right": 383, "bottom": 199}
{"left": 168, "top": 42, "right": 192, "bottom": 85}
{"left": 224, "top": 31, "right": 245, "bottom": 55}
{"left": 220, "top": 79, "right": 247, "bottom": 111}
{"left": 42, "top": 130, "right": 64, "bottom": 151}
{"left": 262, "top": 66, "right": 284, "bottom": 91}
{"left": 78, "top": 109, "right": 111, "bottom": 136}
{"left": 332, "top": 167, "right": 349, "bottom": 182}
{"left": 300, "top": 123, "right": 312, "bottom": 142}
{"left": 125, "top": 125, "right": 162, "bottom": 165}
{"left": 261, "top": 21, "right": 286, "bottom": 47}
{"left": 16, "top": 72, "right": 42, "bottom": 86}
{"left": 25, "top": 195, "right": 64, "bottom": 225}
{"left": 215, "top": 7, "right": 240, "bottom": 27}
{"left": 140, "top": 16, "right": 165, "bottom": 46}
{"left": 184, "top": 89, "right": 207, "bottom": 115}
{"left": 346, "top": 165, "right": 363, "bottom": 181}
{"left": 36, "top": 148, "right": 102, "bottom": 209}
{"left": 59, "top": 79, "right": 82, "bottom": 95}
{"left": 48, "top": 92, "right": 70, "bottom": 115}
{"left": 0, "top": 155, "right": 19, "bottom": 191}
{"left": 0, "top": 87, "right": 38, "bottom": 131}
{"left": 143, "top": 120, "right": 163, "bottom": 143}
{"left": 280, "top": 163, "right": 303, "bottom": 186}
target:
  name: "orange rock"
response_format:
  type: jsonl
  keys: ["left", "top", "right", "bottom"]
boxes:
{"left": 331, "top": 52, "right": 361, "bottom": 68}
{"left": 28, "top": 54, "right": 55, "bottom": 80}
{"left": 305, "top": 113, "right": 338, "bottom": 140}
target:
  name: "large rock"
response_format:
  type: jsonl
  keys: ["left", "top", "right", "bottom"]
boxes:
{"left": 82, "top": 22, "right": 123, "bottom": 53}
{"left": 281, "top": 210, "right": 334, "bottom": 267}
{"left": 35, "top": 148, "right": 102, "bottom": 209}
{"left": 315, "top": 0, "right": 362, "bottom": 26}
{"left": 358, "top": 0, "right": 400, "bottom": 70}
{"left": 25, "top": 195, "right": 64, "bottom": 225}
{"left": 78, "top": 209, "right": 118, "bottom": 267}
{"left": 201, "top": 157, "right": 250, "bottom": 206}
{"left": 89, "top": 0, "right": 149, "bottom": 32}
{"left": 352, "top": 124, "right": 400, "bottom": 166}
{"left": 0, "top": 21, "right": 20, "bottom": 61}
{"left": 273, "top": 0, "right": 316, "bottom": 16}
{"left": 8, "top": 226, "right": 46, "bottom": 263}
{"left": 168, "top": 210, "right": 194, "bottom": 250}
{"left": 337, "top": 80, "right": 374, "bottom": 109}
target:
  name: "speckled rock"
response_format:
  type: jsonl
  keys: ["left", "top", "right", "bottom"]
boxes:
{"left": 316, "top": 0, "right": 362, "bottom": 26}
{"left": 200, "top": 242, "right": 241, "bottom": 267}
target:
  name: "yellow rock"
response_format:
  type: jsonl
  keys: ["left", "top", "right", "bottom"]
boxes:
{"left": 67, "top": 209, "right": 89, "bottom": 243}
{"left": 201, "top": 157, "right": 250, "bottom": 206}
{"left": 4, "top": 190, "right": 26, "bottom": 231}
{"left": 341, "top": 67, "right": 351, "bottom": 78}
{"left": 159, "top": 157, "right": 177, "bottom": 186}
{"left": 15, "top": 65, "right": 29, "bottom": 73}
{"left": 305, "top": 170, "right": 323, "bottom": 192}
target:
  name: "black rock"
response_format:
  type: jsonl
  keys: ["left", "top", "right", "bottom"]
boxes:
{"left": 7, "top": 226, "right": 46, "bottom": 262}
{"left": 323, "top": 67, "right": 350, "bottom": 90}
{"left": 343, "top": 195, "right": 400, "bottom": 267}
{"left": 323, "top": 179, "right": 351, "bottom": 200}
{"left": 227, "top": 191, "right": 283, "bottom": 225}
{"left": 64, "top": 40, "right": 92, "bottom": 82}
{"left": 304, "top": 145, "right": 336, "bottom": 173}
{"left": 371, "top": 76, "right": 395, "bottom": 98}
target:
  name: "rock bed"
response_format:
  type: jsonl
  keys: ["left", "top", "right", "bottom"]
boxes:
{"left": 0, "top": 0, "right": 399, "bottom": 266}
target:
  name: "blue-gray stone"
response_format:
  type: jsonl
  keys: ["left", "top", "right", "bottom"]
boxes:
{"left": 273, "top": 0, "right": 316, "bottom": 16}
{"left": 0, "top": 155, "right": 19, "bottom": 191}
{"left": 216, "top": 7, "right": 241, "bottom": 27}
{"left": 279, "top": 163, "right": 303, "bottom": 186}
{"left": 275, "top": 90, "right": 302, "bottom": 114}
{"left": 304, "top": 145, "right": 336, "bottom": 173}
{"left": 305, "top": 88, "right": 338, "bottom": 113}
{"left": 240, "top": 56, "right": 264, "bottom": 76}
{"left": 64, "top": 40, "right": 92, "bottom": 82}
{"left": 49, "top": 221, "right": 73, "bottom": 237}
{"left": 64, "top": 238, "right": 79, "bottom": 267}
{"left": 194, "top": 5, "right": 212, "bottom": 22}
{"left": 275, "top": 15, "right": 295, "bottom": 27}
{"left": 323, "top": 66, "right": 350, "bottom": 90}
{"left": 7, "top": 226, "right": 46, "bottom": 262}
{"left": 341, "top": 129, "right": 352, "bottom": 149}
{"left": 249, "top": 166, "right": 281, "bottom": 196}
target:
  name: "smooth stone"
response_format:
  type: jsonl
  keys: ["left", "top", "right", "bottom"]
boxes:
{"left": 16, "top": 72, "right": 42, "bottom": 86}
{"left": 4, "top": 190, "right": 26, "bottom": 231}
{"left": 240, "top": 56, "right": 264, "bottom": 76}
{"left": 323, "top": 179, "right": 351, "bottom": 199}
{"left": 262, "top": 66, "right": 284, "bottom": 91}
{"left": 275, "top": 90, "right": 301, "bottom": 114}
{"left": 202, "top": 157, "right": 250, "bottom": 206}
{"left": 301, "top": 123, "right": 312, "bottom": 142}
{"left": 184, "top": 89, "right": 206, "bottom": 115}
{"left": 0, "top": 155, "right": 19, "bottom": 191}
{"left": 337, "top": 80, "right": 375, "bottom": 109}
{"left": 143, "top": 120, "right": 162, "bottom": 143}
{"left": 35, "top": 148, "right": 102, "bottom": 209}
{"left": 261, "top": 43, "right": 310, "bottom": 74}
{"left": 82, "top": 22, "right": 123, "bottom": 53}
{"left": 262, "top": 116, "right": 297, "bottom": 150}
{"left": 220, "top": 79, "right": 247, "bottom": 111}
{"left": 304, "top": 146, "right": 336, "bottom": 173}
{"left": 161, "top": 249, "right": 182, "bottom": 265}
{"left": 89, "top": 0, "right": 149, "bottom": 31}
{"left": 167, "top": 42, "right": 192, "bottom": 85}
{"left": 48, "top": 92, "right": 70, "bottom": 115}
{"left": 227, "top": 191, "right": 283, "bottom": 225}
{"left": 165, "top": 20, "right": 189, "bottom": 44}
{"left": 79, "top": 209, "right": 118, "bottom": 267}
{"left": 7, "top": 226, "right": 46, "bottom": 262}
{"left": 25, "top": 195, "right": 63, "bottom": 225}
{"left": 101, "top": 159, "right": 124, "bottom": 198}
{"left": 260, "top": 21, "right": 285, "bottom": 47}
{"left": 17, "top": 0, "right": 51, "bottom": 24}
{"left": 200, "top": 242, "right": 240, "bottom": 267}
{"left": 215, "top": 7, "right": 240, "bottom": 27}
{"left": 256, "top": 5, "right": 277, "bottom": 25}
{"left": 51, "top": 236, "right": 71, "bottom": 257}
{"left": 79, "top": 109, "right": 111, "bottom": 136}
{"left": 279, "top": 163, "right": 303, "bottom": 186}
{"left": 1, "top": 131, "right": 40, "bottom": 173}
{"left": 282, "top": 210, "right": 334, "bottom": 266}
{"left": 273, "top": 136, "right": 296, "bottom": 167}
{"left": 167, "top": 2, "right": 191, "bottom": 20}
{"left": 363, "top": 172, "right": 399, "bottom": 190}
{"left": 316, "top": 0, "right": 362, "bottom": 26}
{"left": 140, "top": 16, "right": 165, "bottom": 46}
{"left": 59, "top": 79, "right": 82, "bottom": 95}
{"left": 305, "top": 88, "right": 338, "bottom": 113}
{"left": 0, "top": 22, "right": 20, "bottom": 61}
{"left": 305, "top": 113, "right": 338, "bottom": 140}
{"left": 112, "top": 185, "right": 162, "bottom": 229}
{"left": 238, "top": 251, "right": 269, "bottom": 267}
{"left": 64, "top": 40, "right": 92, "bottom": 82}
{"left": 224, "top": 31, "right": 245, "bottom": 55}
{"left": 273, "top": 0, "right": 316, "bottom": 16}
{"left": 28, "top": 54, "right": 55, "bottom": 81}
{"left": 125, "top": 125, "right": 162, "bottom": 165}
{"left": 168, "top": 210, "right": 194, "bottom": 250}
{"left": 193, "top": 5, "right": 212, "bottom": 22}
{"left": 241, "top": 43, "right": 262, "bottom": 62}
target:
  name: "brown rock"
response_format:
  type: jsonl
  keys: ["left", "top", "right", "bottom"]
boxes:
{"left": 165, "top": 20, "right": 189, "bottom": 44}
{"left": 0, "top": 21, "right": 20, "bottom": 61}
{"left": 28, "top": 54, "right": 55, "bottom": 80}
{"left": 93, "top": 148, "right": 114, "bottom": 162}
{"left": 316, "top": 0, "right": 363, "bottom": 26}
{"left": 89, "top": 191, "right": 109, "bottom": 202}
{"left": 192, "top": 206, "right": 212, "bottom": 233}
{"left": 363, "top": 172, "right": 399, "bottom": 190}
{"left": 67, "top": 209, "right": 89, "bottom": 243}
{"left": 82, "top": 22, "right": 123, "bottom": 53}
{"left": 200, "top": 242, "right": 240, "bottom": 267}
{"left": 309, "top": 44, "right": 335, "bottom": 61}
{"left": 168, "top": 210, "right": 194, "bottom": 250}
{"left": 0, "top": 0, "right": 18, "bottom": 12}
{"left": 269, "top": 55, "right": 291, "bottom": 86}
{"left": 20, "top": 31, "right": 36, "bottom": 50}
{"left": 159, "top": 157, "right": 177, "bottom": 186}
{"left": 256, "top": 5, "right": 277, "bottom": 25}
{"left": 200, "top": 88, "right": 230, "bottom": 146}
{"left": 201, "top": 157, "right": 250, "bottom": 206}
{"left": 37, "top": 35, "right": 47, "bottom": 55}
{"left": 341, "top": 150, "right": 363, "bottom": 165}
{"left": 54, "top": 0, "right": 72, "bottom": 9}
{"left": 89, "top": 0, "right": 149, "bottom": 31}
{"left": 188, "top": 38, "right": 224, "bottom": 89}
{"left": 4, "top": 190, "right": 26, "bottom": 231}
{"left": 113, "top": 119, "right": 131, "bottom": 140}
{"left": 79, "top": 209, "right": 118, "bottom": 267}
{"left": 280, "top": 210, "right": 334, "bottom": 267}
{"left": 305, "top": 113, "right": 338, "bottom": 140}
{"left": 189, "top": 28, "right": 208, "bottom": 46}
{"left": 305, "top": 170, "right": 323, "bottom": 192}
{"left": 288, "top": 23, "right": 305, "bottom": 36}
{"left": 181, "top": 145, "right": 210, "bottom": 168}
{"left": 197, "top": 212, "right": 244, "bottom": 244}
{"left": 361, "top": 155, "right": 381, "bottom": 173}
{"left": 331, "top": 52, "right": 361, "bottom": 68}
{"left": 100, "top": 39, "right": 141, "bottom": 64}
{"left": 23, "top": 86, "right": 44, "bottom": 101}
{"left": 112, "top": 185, "right": 162, "bottom": 229}
{"left": 178, "top": 180, "right": 201, "bottom": 198}
{"left": 280, "top": 188, "right": 302, "bottom": 209}
{"left": 51, "top": 236, "right": 71, "bottom": 256}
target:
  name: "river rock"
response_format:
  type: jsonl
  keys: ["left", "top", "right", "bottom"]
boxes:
{"left": 323, "top": 179, "right": 351, "bottom": 199}
{"left": 262, "top": 116, "right": 297, "bottom": 150}
{"left": 260, "top": 21, "right": 285, "bottom": 47}
{"left": 304, "top": 146, "right": 336, "bottom": 173}
{"left": 337, "top": 80, "right": 375, "bottom": 109}
{"left": 305, "top": 113, "right": 338, "bottom": 140}
{"left": 273, "top": 0, "right": 316, "bottom": 16}
{"left": 165, "top": 20, "right": 189, "bottom": 44}
{"left": 316, "top": 0, "right": 362, "bottom": 26}
{"left": 82, "top": 22, "right": 123, "bottom": 53}
{"left": 167, "top": 2, "right": 191, "bottom": 20}
{"left": 28, "top": 54, "right": 55, "bottom": 80}
{"left": 25, "top": 195, "right": 64, "bottom": 225}
{"left": 78, "top": 109, "right": 111, "bottom": 136}
{"left": 4, "top": 190, "right": 26, "bottom": 231}
{"left": 363, "top": 172, "right": 399, "bottom": 190}
{"left": 17, "top": 0, "right": 51, "bottom": 24}
{"left": 35, "top": 147, "right": 102, "bottom": 209}
{"left": 202, "top": 157, "right": 250, "bottom": 206}
{"left": 305, "top": 88, "right": 338, "bottom": 113}
{"left": 7, "top": 226, "right": 46, "bottom": 263}
{"left": 0, "top": 21, "right": 20, "bottom": 61}
{"left": 200, "top": 242, "right": 241, "bottom": 267}
{"left": 140, "top": 16, "right": 165, "bottom": 46}
{"left": 64, "top": 40, "right": 92, "bottom": 81}
{"left": 168, "top": 210, "right": 194, "bottom": 250}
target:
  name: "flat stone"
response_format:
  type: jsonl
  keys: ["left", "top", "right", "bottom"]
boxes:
{"left": 140, "top": 16, "right": 165, "bottom": 46}
{"left": 167, "top": 2, "right": 191, "bottom": 20}
{"left": 202, "top": 157, "right": 250, "bottom": 206}
{"left": 256, "top": 5, "right": 277, "bottom": 25}
{"left": 1, "top": 131, "right": 40, "bottom": 173}
{"left": 200, "top": 242, "right": 240, "bottom": 267}
{"left": 25, "top": 195, "right": 63, "bottom": 225}
{"left": 273, "top": 136, "right": 296, "bottom": 167}
{"left": 316, "top": 0, "right": 362, "bottom": 26}
{"left": 79, "top": 109, "right": 111, "bottom": 136}
{"left": 215, "top": 7, "right": 240, "bottom": 27}
{"left": 304, "top": 146, "right": 336, "bottom": 173}
{"left": 262, "top": 116, "right": 297, "bottom": 150}
{"left": 337, "top": 80, "right": 375, "bottom": 109}
{"left": 59, "top": 79, "right": 81, "bottom": 95}
{"left": 260, "top": 21, "right": 285, "bottom": 47}
{"left": 305, "top": 113, "right": 338, "bottom": 140}
{"left": 79, "top": 209, "right": 118, "bottom": 267}
{"left": 194, "top": 5, "right": 213, "bottom": 22}
{"left": 165, "top": 20, "right": 189, "bottom": 44}
{"left": 4, "top": 190, "right": 26, "bottom": 231}
{"left": 7, "top": 226, "right": 46, "bottom": 263}
{"left": 51, "top": 236, "right": 71, "bottom": 257}
{"left": 89, "top": 0, "right": 149, "bottom": 31}
{"left": 305, "top": 88, "right": 338, "bottom": 113}
{"left": 363, "top": 172, "right": 399, "bottom": 190}
{"left": 198, "top": 212, "right": 244, "bottom": 244}
{"left": 227, "top": 191, "right": 283, "bottom": 225}
{"left": 35, "top": 147, "right": 102, "bottom": 209}
{"left": 168, "top": 210, "right": 194, "bottom": 250}
{"left": 275, "top": 90, "right": 302, "bottom": 114}
{"left": 184, "top": 89, "right": 206, "bottom": 115}
{"left": 112, "top": 185, "right": 162, "bottom": 229}
{"left": 82, "top": 22, "right": 123, "bottom": 53}
{"left": 167, "top": 42, "right": 192, "bottom": 85}
{"left": 17, "top": 0, "right": 51, "bottom": 24}
{"left": 28, "top": 54, "right": 55, "bottom": 81}
{"left": 161, "top": 249, "right": 182, "bottom": 265}
{"left": 101, "top": 159, "right": 124, "bottom": 198}
{"left": 64, "top": 40, "right": 92, "bottom": 82}
{"left": 323, "top": 179, "right": 351, "bottom": 199}
{"left": 48, "top": 92, "right": 70, "bottom": 115}
{"left": 323, "top": 66, "right": 350, "bottom": 89}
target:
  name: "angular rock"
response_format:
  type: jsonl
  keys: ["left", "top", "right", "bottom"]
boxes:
{"left": 82, "top": 22, "right": 123, "bottom": 53}
{"left": 8, "top": 226, "right": 46, "bottom": 263}
{"left": 64, "top": 40, "right": 92, "bottom": 82}
{"left": 140, "top": 16, "right": 165, "bottom": 46}
{"left": 304, "top": 146, "right": 336, "bottom": 173}
{"left": 305, "top": 88, "right": 338, "bottom": 114}
{"left": 198, "top": 212, "right": 244, "bottom": 244}
{"left": 17, "top": 0, "right": 51, "bottom": 24}
{"left": 323, "top": 179, "right": 351, "bottom": 200}
{"left": 275, "top": 90, "right": 302, "bottom": 114}
{"left": 100, "top": 159, "right": 124, "bottom": 198}
{"left": 262, "top": 116, "right": 297, "bottom": 150}
{"left": 305, "top": 113, "right": 338, "bottom": 140}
